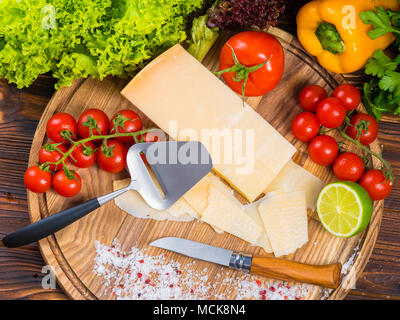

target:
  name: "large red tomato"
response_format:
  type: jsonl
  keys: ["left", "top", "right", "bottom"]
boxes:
{"left": 219, "top": 31, "right": 285, "bottom": 97}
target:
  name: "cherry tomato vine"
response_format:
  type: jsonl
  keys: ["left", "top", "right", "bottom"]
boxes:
{"left": 27, "top": 110, "right": 155, "bottom": 197}
{"left": 293, "top": 83, "right": 394, "bottom": 201}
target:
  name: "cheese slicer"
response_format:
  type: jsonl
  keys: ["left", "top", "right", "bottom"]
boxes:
{"left": 3, "top": 141, "right": 213, "bottom": 248}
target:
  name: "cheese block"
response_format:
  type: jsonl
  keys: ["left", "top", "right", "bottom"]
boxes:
{"left": 201, "top": 185, "right": 263, "bottom": 244}
{"left": 258, "top": 191, "right": 308, "bottom": 257}
{"left": 264, "top": 160, "right": 325, "bottom": 211}
{"left": 121, "top": 44, "right": 296, "bottom": 202}
{"left": 113, "top": 179, "right": 196, "bottom": 222}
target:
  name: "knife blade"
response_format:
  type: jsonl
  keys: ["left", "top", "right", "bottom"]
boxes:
{"left": 150, "top": 237, "right": 238, "bottom": 268}
{"left": 150, "top": 237, "right": 342, "bottom": 288}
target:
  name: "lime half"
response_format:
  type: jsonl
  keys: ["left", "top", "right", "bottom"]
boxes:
{"left": 317, "top": 181, "right": 373, "bottom": 238}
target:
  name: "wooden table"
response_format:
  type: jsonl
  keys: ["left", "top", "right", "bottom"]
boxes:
{"left": 0, "top": 3, "right": 399, "bottom": 300}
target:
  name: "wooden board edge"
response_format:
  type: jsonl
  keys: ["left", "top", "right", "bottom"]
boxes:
{"left": 329, "top": 200, "right": 384, "bottom": 299}
{"left": 27, "top": 78, "right": 95, "bottom": 300}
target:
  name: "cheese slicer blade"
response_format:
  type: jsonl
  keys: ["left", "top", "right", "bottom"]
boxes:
{"left": 3, "top": 141, "right": 212, "bottom": 248}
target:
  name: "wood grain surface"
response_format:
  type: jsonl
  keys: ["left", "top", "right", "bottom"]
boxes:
{"left": 0, "top": 3, "right": 399, "bottom": 300}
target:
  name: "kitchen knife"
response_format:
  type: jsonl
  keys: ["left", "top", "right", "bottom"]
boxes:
{"left": 150, "top": 237, "right": 342, "bottom": 289}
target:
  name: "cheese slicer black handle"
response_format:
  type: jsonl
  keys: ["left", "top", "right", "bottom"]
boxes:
{"left": 2, "top": 198, "right": 100, "bottom": 248}
{"left": 2, "top": 187, "right": 130, "bottom": 248}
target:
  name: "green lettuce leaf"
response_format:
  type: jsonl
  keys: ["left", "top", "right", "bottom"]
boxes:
{"left": 187, "top": 14, "right": 219, "bottom": 61}
{"left": 0, "top": 0, "right": 204, "bottom": 89}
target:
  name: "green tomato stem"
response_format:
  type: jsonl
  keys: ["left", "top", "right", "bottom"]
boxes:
{"left": 47, "top": 128, "right": 153, "bottom": 173}
{"left": 215, "top": 44, "right": 271, "bottom": 103}
{"left": 337, "top": 129, "right": 394, "bottom": 184}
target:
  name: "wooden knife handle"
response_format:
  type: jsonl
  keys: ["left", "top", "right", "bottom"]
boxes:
{"left": 250, "top": 256, "right": 342, "bottom": 289}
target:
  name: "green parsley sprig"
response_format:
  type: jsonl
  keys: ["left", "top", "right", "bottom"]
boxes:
{"left": 360, "top": 5, "right": 400, "bottom": 120}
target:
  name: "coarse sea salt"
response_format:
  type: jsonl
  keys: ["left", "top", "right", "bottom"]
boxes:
{"left": 93, "top": 240, "right": 316, "bottom": 300}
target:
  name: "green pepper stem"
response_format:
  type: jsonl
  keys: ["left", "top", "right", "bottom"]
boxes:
{"left": 315, "top": 22, "right": 345, "bottom": 55}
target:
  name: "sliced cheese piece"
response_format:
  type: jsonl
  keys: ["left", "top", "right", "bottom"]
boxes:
{"left": 258, "top": 191, "right": 308, "bottom": 257}
{"left": 115, "top": 177, "right": 272, "bottom": 251}
{"left": 243, "top": 202, "right": 273, "bottom": 253}
{"left": 113, "top": 179, "right": 195, "bottom": 222}
{"left": 201, "top": 185, "right": 263, "bottom": 244}
{"left": 182, "top": 172, "right": 233, "bottom": 215}
{"left": 184, "top": 173, "right": 272, "bottom": 251}
{"left": 264, "top": 160, "right": 325, "bottom": 211}
{"left": 166, "top": 198, "right": 199, "bottom": 219}
{"left": 121, "top": 44, "right": 296, "bottom": 202}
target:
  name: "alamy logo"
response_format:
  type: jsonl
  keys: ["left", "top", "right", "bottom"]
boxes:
{"left": 41, "top": 265, "right": 56, "bottom": 289}
{"left": 42, "top": 5, "right": 56, "bottom": 30}
{"left": 342, "top": 5, "right": 356, "bottom": 31}
{"left": 145, "top": 121, "right": 256, "bottom": 176}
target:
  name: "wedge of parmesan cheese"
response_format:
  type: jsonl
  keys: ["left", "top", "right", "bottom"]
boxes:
{"left": 201, "top": 185, "right": 263, "bottom": 245}
{"left": 258, "top": 191, "right": 308, "bottom": 257}
{"left": 121, "top": 44, "right": 296, "bottom": 202}
{"left": 113, "top": 179, "right": 196, "bottom": 222}
{"left": 264, "top": 160, "right": 325, "bottom": 211}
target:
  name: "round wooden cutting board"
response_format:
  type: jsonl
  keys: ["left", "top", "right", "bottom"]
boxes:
{"left": 27, "top": 27, "right": 384, "bottom": 300}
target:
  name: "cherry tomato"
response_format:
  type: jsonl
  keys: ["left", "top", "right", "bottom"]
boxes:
{"left": 333, "top": 152, "right": 365, "bottom": 182}
{"left": 137, "top": 130, "right": 166, "bottom": 164}
{"left": 308, "top": 135, "right": 339, "bottom": 166}
{"left": 46, "top": 113, "right": 77, "bottom": 143}
{"left": 53, "top": 170, "right": 82, "bottom": 197}
{"left": 332, "top": 84, "right": 361, "bottom": 111}
{"left": 39, "top": 143, "right": 68, "bottom": 171}
{"left": 78, "top": 108, "right": 109, "bottom": 138}
{"left": 69, "top": 141, "right": 97, "bottom": 168}
{"left": 291, "top": 112, "right": 320, "bottom": 142}
{"left": 219, "top": 31, "right": 284, "bottom": 96}
{"left": 299, "top": 85, "right": 328, "bottom": 112}
{"left": 24, "top": 166, "right": 52, "bottom": 193}
{"left": 346, "top": 113, "right": 378, "bottom": 146}
{"left": 359, "top": 169, "right": 392, "bottom": 201}
{"left": 96, "top": 139, "right": 127, "bottom": 173}
{"left": 110, "top": 110, "right": 143, "bottom": 144}
{"left": 141, "top": 129, "right": 166, "bottom": 143}
{"left": 316, "top": 97, "right": 347, "bottom": 129}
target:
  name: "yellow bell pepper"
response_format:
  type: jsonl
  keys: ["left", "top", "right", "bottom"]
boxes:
{"left": 297, "top": 0, "right": 400, "bottom": 74}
